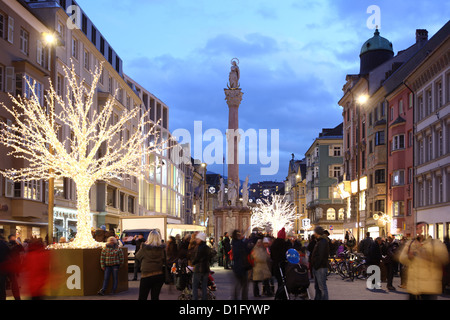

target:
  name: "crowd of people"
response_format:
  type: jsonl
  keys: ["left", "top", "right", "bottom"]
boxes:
{"left": 0, "top": 234, "right": 49, "bottom": 300}
{"left": 2, "top": 225, "right": 449, "bottom": 301}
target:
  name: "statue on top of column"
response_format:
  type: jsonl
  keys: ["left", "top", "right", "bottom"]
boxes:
{"left": 228, "top": 58, "right": 240, "bottom": 90}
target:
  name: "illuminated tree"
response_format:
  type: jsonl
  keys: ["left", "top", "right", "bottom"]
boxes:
{"left": 251, "top": 194, "right": 297, "bottom": 236}
{"left": 0, "top": 64, "right": 169, "bottom": 248}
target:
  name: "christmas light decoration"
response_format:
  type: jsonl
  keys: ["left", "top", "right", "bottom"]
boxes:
{"left": 0, "top": 63, "right": 171, "bottom": 249}
{"left": 251, "top": 194, "right": 297, "bottom": 236}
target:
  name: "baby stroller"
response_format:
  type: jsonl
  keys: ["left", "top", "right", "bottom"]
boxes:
{"left": 174, "top": 259, "right": 216, "bottom": 300}
{"left": 275, "top": 249, "right": 311, "bottom": 300}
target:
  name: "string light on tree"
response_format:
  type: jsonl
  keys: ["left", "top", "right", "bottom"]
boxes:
{"left": 251, "top": 194, "right": 297, "bottom": 236}
{"left": 0, "top": 63, "right": 171, "bottom": 249}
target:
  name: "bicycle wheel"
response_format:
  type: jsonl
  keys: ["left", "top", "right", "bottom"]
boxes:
{"left": 338, "top": 261, "right": 349, "bottom": 279}
{"left": 348, "top": 262, "right": 355, "bottom": 281}
{"left": 355, "top": 264, "right": 368, "bottom": 280}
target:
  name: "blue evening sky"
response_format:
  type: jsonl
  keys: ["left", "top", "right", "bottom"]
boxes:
{"left": 76, "top": 0, "right": 449, "bottom": 183}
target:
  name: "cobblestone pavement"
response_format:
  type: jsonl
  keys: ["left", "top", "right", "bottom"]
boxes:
{"left": 6, "top": 266, "right": 450, "bottom": 300}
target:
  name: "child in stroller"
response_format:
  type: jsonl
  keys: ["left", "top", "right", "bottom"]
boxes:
{"left": 174, "top": 258, "right": 216, "bottom": 300}
{"left": 275, "top": 249, "right": 311, "bottom": 300}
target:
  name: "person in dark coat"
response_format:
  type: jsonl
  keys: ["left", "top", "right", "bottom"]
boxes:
{"left": 217, "top": 236, "right": 224, "bottom": 267}
{"left": 311, "top": 227, "right": 330, "bottom": 300}
{"left": 135, "top": 230, "right": 166, "bottom": 300}
{"left": 270, "top": 228, "right": 291, "bottom": 294}
{"left": 131, "top": 233, "right": 146, "bottom": 281}
{"left": 0, "top": 235, "right": 10, "bottom": 300}
{"left": 231, "top": 230, "right": 251, "bottom": 300}
{"left": 223, "top": 232, "right": 231, "bottom": 269}
{"left": 191, "top": 232, "right": 212, "bottom": 300}
{"left": 6, "top": 235, "right": 24, "bottom": 300}
{"left": 367, "top": 237, "right": 383, "bottom": 266}
{"left": 358, "top": 232, "right": 374, "bottom": 257}
{"left": 384, "top": 236, "right": 399, "bottom": 291}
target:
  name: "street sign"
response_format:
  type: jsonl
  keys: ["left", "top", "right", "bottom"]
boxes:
{"left": 330, "top": 225, "right": 333, "bottom": 231}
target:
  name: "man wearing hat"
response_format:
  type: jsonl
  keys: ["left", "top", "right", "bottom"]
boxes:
{"left": 191, "top": 232, "right": 212, "bottom": 300}
{"left": 311, "top": 226, "right": 329, "bottom": 300}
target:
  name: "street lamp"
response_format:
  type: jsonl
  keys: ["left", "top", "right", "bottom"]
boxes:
{"left": 201, "top": 163, "right": 208, "bottom": 232}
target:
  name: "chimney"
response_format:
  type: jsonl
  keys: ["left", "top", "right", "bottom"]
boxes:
{"left": 416, "top": 29, "right": 428, "bottom": 48}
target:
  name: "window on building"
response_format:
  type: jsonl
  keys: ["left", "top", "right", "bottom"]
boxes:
{"left": 327, "top": 208, "right": 336, "bottom": 221}
{"left": 392, "top": 170, "right": 405, "bottom": 186}
{"left": 108, "top": 76, "right": 113, "bottom": 94}
{"left": 107, "top": 186, "right": 116, "bottom": 208}
{"left": 408, "top": 168, "right": 413, "bottom": 184}
{"left": 369, "top": 111, "right": 373, "bottom": 126}
{"left": 7, "top": 16, "right": 14, "bottom": 44}
{"left": 436, "top": 81, "right": 443, "bottom": 109}
{"left": 361, "top": 150, "right": 365, "bottom": 170}
{"left": 91, "top": 26, "right": 97, "bottom": 45}
{"left": 418, "top": 95, "right": 424, "bottom": 120}
{"left": 409, "top": 93, "right": 413, "bottom": 109}
{"left": 362, "top": 121, "right": 365, "bottom": 139}
{"left": 392, "top": 201, "right": 404, "bottom": 217}
{"left": 399, "top": 100, "right": 404, "bottom": 115}
{"left": 333, "top": 166, "right": 341, "bottom": 178}
{"left": 419, "top": 182, "right": 424, "bottom": 206}
{"left": 84, "top": 49, "right": 90, "bottom": 70}
{"left": 390, "top": 107, "right": 394, "bottom": 121}
{"left": 108, "top": 47, "right": 113, "bottom": 64}
{"left": 428, "top": 135, "right": 433, "bottom": 162}
{"left": 338, "top": 208, "right": 344, "bottom": 220}
{"left": 333, "top": 146, "right": 341, "bottom": 157}
{"left": 119, "top": 192, "right": 125, "bottom": 212}
{"left": 72, "top": 37, "right": 79, "bottom": 60}
{"left": 437, "top": 129, "right": 443, "bottom": 157}
{"left": 0, "top": 65, "right": 4, "bottom": 92}
{"left": 19, "top": 28, "right": 29, "bottom": 55}
{"left": 100, "top": 36, "right": 105, "bottom": 55}
{"left": 375, "top": 131, "right": 385, "bottom": 146}
{"left": 57, "top": 21, "right": 65, "bottom": 41}
{"left": 428, "top": 180, "right": 433, "bottom": 205}
{"left": 407, "top": 200, "right": 412, "bottom": 216}
{"left": 57, "top": 74, "right": 64, "bottom": 97}
{"left": 437, "top": 176, "right": 443, "bottom": 203}
{"left": 128, "top": 196, "right": 135, "bottom": 214}
{"left": 374, "top": 199, "right": 385, "bottom": 213}
{"left": 426, "top": 89, "right": 432, "bottom": 115}
{"left": 116, "top": 56, "right": 120, "bottom": 73}
{"left": 375, "top": 169, "right": 385, "bottom": 184}
{"left": 0, "top": 12, "right": 5, "bottom": 39}
{"left": 392, "top": 134, "right": 405, "bottom": 151}
{"left": 81, "top": 14, "right": 87, "bottom": 35}
{"left": 408, "top": 131, "right": 413, "bottom": 148}
{"left": 419, "top": 139, "right": 424, "bottom": 164}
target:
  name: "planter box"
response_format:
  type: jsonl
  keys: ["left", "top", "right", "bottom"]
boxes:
{"left": 48, "top": 248, "right": 128, "bottom": 297}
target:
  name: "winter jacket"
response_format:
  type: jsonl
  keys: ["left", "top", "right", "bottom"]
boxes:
{"left": 358, "top": 237, "right": 373, "bottom": 257}
{"left": 100, "top": 244, "right": 124, "bottom": 269}
{"left": 192, "top": 242, "right": 212, "bottom": 274}
{"left": 131, "top": 237, "right": 146, "bottom": 255}
{"left": 135, "top": 244, "right": 166, "bottom": 276}
{"left": 251, "top": 246, "right": 271, "bottom": 281}
{"left": 367, "top": 241, "right": 382, "bottom": 266}
{"left": 0, "top": 239, "right": 10, "bottom": 274}
{"left": 232, "top": 239, "right": 251, "bottom": 276}
{"left": 311, "top": 235, "right": 329, "bottom": 270}
{"left": 223, "top": 237, "right": 231, "bottom": 255}
{"left": 399, "top": 239, "right": 449, "bottom": 295}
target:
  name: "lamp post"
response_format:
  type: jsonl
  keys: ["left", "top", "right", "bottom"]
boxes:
{"left": 356, "top": 94, "right": 368, "bottom": 244}
{"left": 43, "top": 31, "right": 60, "bottom": 245}
{"left": 201, "top": 163, "right": 207, "bottom": 231}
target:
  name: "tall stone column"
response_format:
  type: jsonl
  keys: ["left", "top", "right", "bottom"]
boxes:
{"left": 225, "top": 88, "right": 243, "bottom": 186}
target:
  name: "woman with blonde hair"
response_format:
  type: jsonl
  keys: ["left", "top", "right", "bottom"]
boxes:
{"left": 135, "top": 230, "right": 167, "bottom": 300}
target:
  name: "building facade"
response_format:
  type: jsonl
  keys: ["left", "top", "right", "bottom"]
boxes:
{"left": 284, "top": 156, "right": 307, "bottom": 236}
{"left": 0, "top": 0, "right": 54, "bottom": 239}
{"left": 338, "top": 28, "right": 426, "bottom": 240}
{"left": 407, "top": 23, "right": 450, "bottom": 240}
{"left": 305, "top": 124, "right": 345, "bottom": 239}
